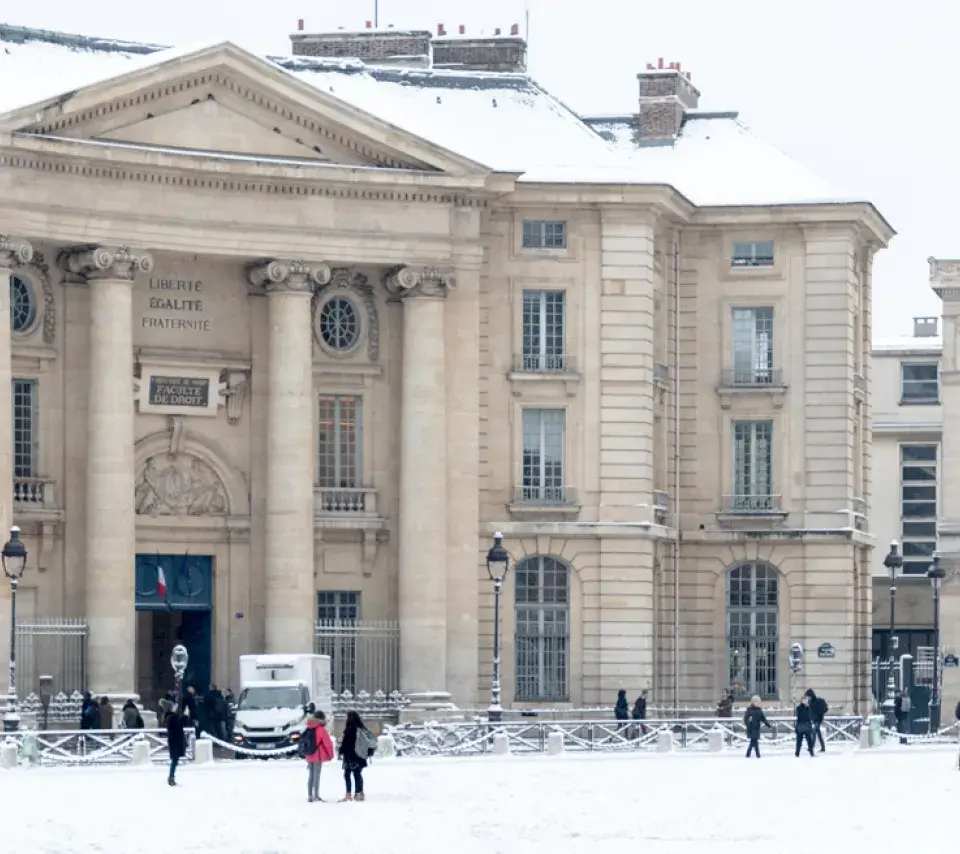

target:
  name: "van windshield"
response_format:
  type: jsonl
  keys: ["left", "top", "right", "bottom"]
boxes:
{"left": 237, "top": 686, "right": 302, "bottom": 711}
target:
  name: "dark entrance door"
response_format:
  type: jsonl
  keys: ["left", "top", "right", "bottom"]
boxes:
{"left": 135, "top": 554, "right": 213, "bottom": 707}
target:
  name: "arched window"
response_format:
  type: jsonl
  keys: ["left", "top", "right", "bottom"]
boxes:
{"left": 515, "top": 555, "right": 569, "bottom": 701}
{"left": 318, "top": 295, "right": 361, "bottom": 352}
{"left": 10, "top": 275, "right": 36, "bottom": 334}
{"left": 726, "top": 561, "right": 779, "bottom": 699}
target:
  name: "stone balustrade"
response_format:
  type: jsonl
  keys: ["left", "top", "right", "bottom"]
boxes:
{"left": 314, "top": 486, "right": 378, "bottom": 515}
{"left": 13, "top": 476, "right": 55, "bottom": 507}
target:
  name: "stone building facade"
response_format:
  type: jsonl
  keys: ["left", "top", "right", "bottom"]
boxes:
{"left": 0, "top": 24, "right": 891, "bottom": 711}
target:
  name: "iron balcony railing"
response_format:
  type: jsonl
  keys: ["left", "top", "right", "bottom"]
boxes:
{"left": 514, "top": 353, "right": 570, "bottom": 373}
{"left": 720, "top": 368, "right": 784, "bottom": 388}
{"left": 512, "top": 485, "right": 578, "bottom": 505}
{"left": 721, "top": 494, "right": 783, "bottom": 514}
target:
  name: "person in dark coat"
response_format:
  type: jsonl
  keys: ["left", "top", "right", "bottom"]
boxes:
{"left": 224, "top": 688, "right": 236, "bottom": 741}
{"left": 743, "top": 695, "right": 771, "bottom": 758}
{"left": 716, "top": 689, "right": 734, "bottom": 718}
{"left": 121, "top": 699, "right": 143, "bottom": 729}
{"left": 165, "top": 705, "right": 188, "bottom": 786}
{"left": 338, "top": 710, "right": 371, "bottom": 802}
{"left": 804, "top": 689, "right": 828, "bottom": 752}
{"left": 794, "top": 694, "right": 815, "bottom": 757}
{"left": 614, "top": 689, "right": 629, "bottom": 726}
{"left": 631, "top": 690, "right": 648, "bottom": 737}
{"left": 205, "top": 684, "right": 226, "bottom": 740}
{"left": 98, "top": 696, "right": 114, "bottom": 730}
{"left": 79, "top": 692, "right": 99, "bottom": 730}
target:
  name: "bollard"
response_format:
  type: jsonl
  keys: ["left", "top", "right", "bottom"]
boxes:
{"left": 131, "top": 741, "right": 151, "bottom": 766}
{"left": 194, "top": 739, "right": 213, "bottom": 764}
{"left": 376, "top": 734, "right": 396, "bottom": 758}
{"left": 0, "top": 742, "right": 17, "bottom": 769}
{"left": 656, "top": 730, "right": 673, "bottom": 753}
{"left": 707, "top": 729, "right": 724, "bottom": 752}
{"left": 491, "top": 732, "right": 510, "bottom": 755}
{"left": 547, "top": 731, "right": 564, "bottom": 755}
{"left": 859, "top": 726, "right": 871, "bottom": 749}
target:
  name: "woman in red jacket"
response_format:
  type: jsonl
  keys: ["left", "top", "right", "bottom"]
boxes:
{"left": 304, "top": 705, "right": 335, "bottom": 802}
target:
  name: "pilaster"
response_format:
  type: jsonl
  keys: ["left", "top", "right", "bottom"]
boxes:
{"left": 0, "top": 236, "right": 33, "bottom": 687}
{"left": 249, "top": 259, "right": 331, "bottom": 653}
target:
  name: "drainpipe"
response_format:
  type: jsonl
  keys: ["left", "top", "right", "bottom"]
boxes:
{"left": 672, "top": 233, "right": 682, "bottom": 712}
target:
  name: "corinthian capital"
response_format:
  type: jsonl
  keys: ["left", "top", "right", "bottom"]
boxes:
{"left": 61, "top": 245, "right": 154, "bottom": 281}
{"left": 0, "top": 235, "right": 34, "bottom": 270}
{"left": 248, "top": 259, "right": 332, "bottom": 294}
{"left": 383, "top": 265, "right": 455, "bottom": 299}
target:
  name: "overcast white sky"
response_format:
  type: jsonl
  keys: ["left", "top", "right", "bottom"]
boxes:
{"left": 1, "top": 0, "right": 953, "bottom": 337}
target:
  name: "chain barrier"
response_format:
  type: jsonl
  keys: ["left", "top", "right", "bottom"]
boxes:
{"left": 878, "top": 724, "right": 960, "bottom": 744}
{"left": 198, "top": 733, "right": 301, "bottom": 758}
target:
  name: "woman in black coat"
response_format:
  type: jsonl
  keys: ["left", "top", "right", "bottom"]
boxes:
{"left": 166, "top": 706, "right": 188, "bottom": 786}
{"left": 743, "top": 696, "right": 771, "bottom": 758}
{"left": 338, "top": 710, "right": 370, "bottom": 802}
{"left": 794, "top": 694, "right": 815, "bottom": 758}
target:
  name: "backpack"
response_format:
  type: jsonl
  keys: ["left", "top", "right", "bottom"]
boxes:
{"left": 354, "top": 726, "right": 376, "bottom": 758}
{"left": 820, "top": 699, "right": 829, "bottom": 717}
{"left": 298, "top": 726, "right": 317, "bottom": 758}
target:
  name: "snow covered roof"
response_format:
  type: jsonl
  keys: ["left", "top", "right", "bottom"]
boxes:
{"left": 0, "top": 24, "right": 867, "bottom": 208}
{"left": 872, "top": 335, "right": 942, "bottom": 355}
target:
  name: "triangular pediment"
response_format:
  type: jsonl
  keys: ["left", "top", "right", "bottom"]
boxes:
{"left": 0, "top": 42, "right": 492, "bottom": 177}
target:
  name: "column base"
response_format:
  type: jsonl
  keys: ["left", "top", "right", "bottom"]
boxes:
{"left": 398, "top": 691, "right": 458, "bottom": 724}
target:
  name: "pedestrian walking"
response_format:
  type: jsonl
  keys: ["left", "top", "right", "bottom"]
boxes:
{"left": 98, "top": 696, "right": 114, "bottom": 730}
{"left": 79, "top": 692, "right": 99, "bottom": 730}
{"left": 166, "top": 704, "right": 188, "bottom": 786}
{"left": 794, "top": 694, "right": 815, "bottom": 757}
{"left": 339, "top": 710, "right": 376, "bottom": 802}
{"left": 615, "top": 689, "right": 629, "bottom": 728}
{"left": 894, "top": 689, "right": 911, "bottom": 744}
{"left": 121, "top": 699, "right": 144, "bottom": 729}
{"left": 301, "top": 704, "right": 335, "bottom": 803}
{"left": 804, "top": 689, "right": 828, "bottom": 752}
{"left": 716, "top": 689, "right": 734, "bottom": 718}
{"left": 631, "top": 690, "right": 648, "bottom": 737}
{"left": 743, "top": 695, "right": 771, "bottom": 758}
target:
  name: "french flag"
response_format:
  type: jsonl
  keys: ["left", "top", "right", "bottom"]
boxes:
{"left": 157, "top": 566, "right": 167, "bottom": 599}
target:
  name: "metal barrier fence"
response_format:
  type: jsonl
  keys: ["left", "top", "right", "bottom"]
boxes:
{"left": 314, "top": 619, "right": 400, "bottom": 695}
{"left": 2, "top": 728, "right": 194, "bottom": 766}
{"left": 14, "top": 619, "right": 87, "bottom": 698}
{"left": 385, "top": 716, "right": 866, "bottom": 757}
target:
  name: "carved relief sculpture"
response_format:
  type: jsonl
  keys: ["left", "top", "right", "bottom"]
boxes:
{"left": 135, "top": 453, "right": 229, "bottom": 516}
{"left": 383, "top": 264, "right": 455, "bottom": 299}
{"left": 28, "top": 251, "right": 57, "bottom": 344}
{"left": 0, "top": 235, "right": 34, "bottom": 269}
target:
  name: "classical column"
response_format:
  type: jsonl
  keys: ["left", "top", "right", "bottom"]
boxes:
{"left": 0, "top": 237, "right": 33, "bottom": 695}
{"left": 249, "top": 260, "right": 330, "bottom": 653}
{"left": 385, "top": 266, "right": 451, "bottom": 699}
{"left": 62, "top": 246, "right": 153, "bottom": 697}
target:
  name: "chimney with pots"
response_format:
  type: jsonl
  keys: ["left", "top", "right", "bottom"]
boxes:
{"left": 636, "top": 58, "right": 701, "bottom": 143}
{"left": 290, "top": 26, "right": 433, "bottom": 68}
{"left": 431, "top": 22, "right": 527, "bottom": 73}
{"left": 914, "top": 316, "right": 939, "bottom": 338}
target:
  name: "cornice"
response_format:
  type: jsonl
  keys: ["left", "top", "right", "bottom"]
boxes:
{"left": 0, "top": 136, "right": 490, "bottom": 208}
{"left": 691, "top": 202, "right": 895, "bottom": 247}
{"left": 503, "top": 183, "right": 694, "bottom": 221}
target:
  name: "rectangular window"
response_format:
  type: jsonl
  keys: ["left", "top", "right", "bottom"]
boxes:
{"left": 316, "top": 590, "right": 360, "bottom": 621}
{"left": 521, "top": 290, "right": 565, "bottom": 371}
{"left": 731, "top": 240, "right": 775, "bottom": 268}
{"left": 900, "top": 363, "right": 939, "bottom": 404}
{"left": 521, "top": 408, "right": 565, "bottom": 502}
{"left": 522, "top": 220, "right": 567, "bottom": 249}
{"left": 731, "top": 307, "right": 774, "bottom": 384}
{"left": 900, "top": 444, "right": 937, "bottom": 576}
{"left": 316, "top": 591, "right": 361, "bottom": 694}
{"left": 12, "top": 379, "right": 36, "bottom": 478}
{"left": 317, "top": 395, "right": 360, "bottom": 488}
{"left": 732, "top": 420, "right": 773, "bottom": 511}
{"left": 515, "top": 557, "right": 569, "bottom": 701}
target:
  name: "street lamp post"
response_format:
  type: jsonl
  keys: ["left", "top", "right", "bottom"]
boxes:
{"left": 486, "top": 532, "right": 510, "bottom": 724}
{"left": 882, "top": 540, "right": 903, "bottom": 730}
{"left": 2, "top": 527, "right": 28, "bottom": 733}
{"left": 927, "top": 552, "right": 944, "bottom": 733}
{"left": 170, "top": 644, "right": 189, "bottom": 707}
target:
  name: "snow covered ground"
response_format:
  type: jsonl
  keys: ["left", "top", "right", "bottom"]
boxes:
{"left": 5, "top": 746, "right": 959, "bottom": 853}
